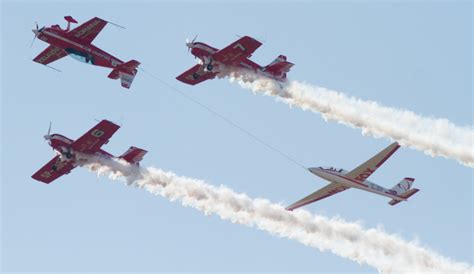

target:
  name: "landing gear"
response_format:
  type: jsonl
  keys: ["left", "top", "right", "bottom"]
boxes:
{"left": 65, "top": 152, "right": 72, "bottom": 159}
{"left": 206, "top": 63, "right": 214, "bottom": 71}
{"left": 192, "top": 73, "right": 200, "bottom": 80}
{"left": 52, "top": 165, "right": 58, "bottom": 171}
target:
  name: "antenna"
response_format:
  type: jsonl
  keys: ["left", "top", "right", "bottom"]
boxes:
{"left": 106, "top": 20, "right": 126, "bottom": 29}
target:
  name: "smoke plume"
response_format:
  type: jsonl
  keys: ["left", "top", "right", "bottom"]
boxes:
{"left": 81, "top": 155, "right": 472, "bottom": 273}
{"left": 224, "top": 71, "right": 473, "bottom": 168}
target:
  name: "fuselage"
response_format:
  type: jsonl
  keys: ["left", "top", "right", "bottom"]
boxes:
{"left": 309, "top": 167, "right": 403, "bottom": 201}
{"left": 189, "top": 42, "right": 286, "bottom": 80}
{"left": 48, "top": 133, "right": 113, "bottom": 162}
{"left": 34, "top": 25, "right": 124, "bottom": 68}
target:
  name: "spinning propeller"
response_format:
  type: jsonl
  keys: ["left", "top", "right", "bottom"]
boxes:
{"left": 186, "top": 35, "right": 198, "bottom": 52}
{"left": 44, "top": 121, "right": 52, "bottom": 143}
{"left": 30, "top": 22, "right": 44, "bottom": 48}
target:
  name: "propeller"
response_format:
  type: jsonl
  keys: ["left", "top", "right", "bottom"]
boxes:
{"left": 30, "top": 22, "right": 40, "bottom": 48}
{"left": 44, "top": 121, "right": 52, "bottom": 142}
{"left": 186, "top": 34, "right": 198, "bottom": 52}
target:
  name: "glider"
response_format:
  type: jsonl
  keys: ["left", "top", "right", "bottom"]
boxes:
{"left": 287, "top": 142, "right": 419, "bottom": 210}
{"left": 32, "top": 120, "right": 147, "bottom": 184}
{"left": 176, "top": 35, "right": 294, "bottom": 85}
{"left": 31, "top": 16, "right": 140, "bottom": 89}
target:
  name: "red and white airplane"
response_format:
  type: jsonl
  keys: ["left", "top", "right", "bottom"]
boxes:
{"left": 286, "top": 142, "right": 419, "bottom": 210}
{"left": 32, "top": 16, "right": 140, "bottom": 89}
{"left": 176, "top": 35, "right": 294, "bottom": 85}
{"left": 32, "top": 120, "right": 147, "bottom": 184}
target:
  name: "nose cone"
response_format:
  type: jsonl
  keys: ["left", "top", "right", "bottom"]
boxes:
{"left": 308, "top": 167, "right": 322, "bottom": 176}
{"left": 32, "top": 29, "right": 39, "bottom": 35}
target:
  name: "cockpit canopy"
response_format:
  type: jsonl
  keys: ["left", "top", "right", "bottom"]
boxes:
{"left": 319, "top": 166, "right": 343, "bottom": 173}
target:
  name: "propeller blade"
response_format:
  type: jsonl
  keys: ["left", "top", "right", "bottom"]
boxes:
{"left": 29, "top": 35, "right": 37, "bottom": 48}
{"left": 44, "top": 121, "right": 52, "bottom": 141}
{"left": 186, "top": 35, "right": 198, "bottom": 52}
{"left": 30, "top": 22, "right": 39, "bottom": 48}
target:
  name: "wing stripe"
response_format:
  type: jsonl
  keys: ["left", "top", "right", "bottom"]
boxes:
{"left": 287, "top": 187, "right": 348, "bottom": 211}
{"left": 375, "top": 144, "right": 400, "bottom": 167}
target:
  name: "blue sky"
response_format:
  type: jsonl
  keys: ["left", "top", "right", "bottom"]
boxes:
{"left": 1, "top": 1, "right": 472, "bottom": 273}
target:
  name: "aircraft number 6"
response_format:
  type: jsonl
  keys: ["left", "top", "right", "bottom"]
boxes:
{"left": 91, "top": 129, "right": 105, "bottom": 137}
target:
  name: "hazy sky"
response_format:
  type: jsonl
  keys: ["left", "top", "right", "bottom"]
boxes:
{"left": 1, "top": 1, "right": 472, "bottom": 273}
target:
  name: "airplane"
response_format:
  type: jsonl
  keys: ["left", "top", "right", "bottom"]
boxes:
{"left": 32, "top": 120, "right": 147, "bottom": 184}
{"left": 176, "top": 35, "right": 294, "bottom": 85}
{"left": 31, "top": 16, "right": 140, "bottom": 89}
{"left": 286, "top": 142, "right": 419, "bottom": 210}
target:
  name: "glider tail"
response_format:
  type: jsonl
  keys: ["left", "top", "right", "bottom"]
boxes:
{"left": 119, "top": 146, "right": 147, "bottom": 165}
{"left": 262, "top": 55, "right": 294, "bottom": 80}
{"left": 388, "top": 177, "right": 419, "bottom": 206}
{"left": 108, "top": 59, "right": 140, "bottom": 89}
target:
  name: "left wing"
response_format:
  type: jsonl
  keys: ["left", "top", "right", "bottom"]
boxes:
{"left": 33, "top": 45, "right": 68, "bottom": 65}
{"left": 212, "top": 36, "right": 262, "bottom": 65}
{"left": 176, "top": 64, "right": 217, "bottom": 85}
{"left": 70, "top": 120, "right": 120, "bottom": 154}
{"left": 68, "top": 17, "right": 107, "bottom": 44}
{"left": 32, "top": 155, "right": 76, "bottom": 184}
{"left": 286, "top": 182, "right": 349, "bottom": 211}
{"left": 345, "top": 142, "right": 400, "bottom": 183}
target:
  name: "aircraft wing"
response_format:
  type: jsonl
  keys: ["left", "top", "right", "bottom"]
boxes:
{"left": 176, "top": 64, "right": 217, "bottom": 85}
{"left": 68, "top": 17, "right": 107, "bottom": 44}
{"left": 31, "top": 155, "right": 76, "bottom": 184}
{"left": 286, "top": 183, "right": 349, "bottom": 211}
{"left": 70, "top": 120, "right": 120, "bottom": 154}
{"left": 33, "top": 45, "right": 68, "bottom": 65}
{"left": 212, "top": 36, "right": 262, "bottom": 65}
{"left": 345, "top": 142, "right": 400, "bottom": 182}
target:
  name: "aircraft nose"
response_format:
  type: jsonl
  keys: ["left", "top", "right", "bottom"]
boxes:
{"left": 32, "top": 29, "right": 39, "bottom": 35}
{"left": 308, "top": 167, "right": 324, "bottom": 177}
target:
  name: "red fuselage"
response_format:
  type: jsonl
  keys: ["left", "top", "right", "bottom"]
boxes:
{"left": 48, "top": 134, "right": 113, "bottom": 160}
{"left": 191, "top": 42, "right": 264, "bottom": 72}
{"left": 35, "top": 25, "right": 124, "bottom": 68}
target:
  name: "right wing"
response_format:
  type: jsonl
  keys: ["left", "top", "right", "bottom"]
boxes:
{"left": 345, "top": 142, "right": 400, "bottom": 183}
{"left": 212, "top": 36, "right": 262, "bottom": 65}
{"left": 70, "top": 120, "right": 120, "bottom": 154}
{"left": 176, "top": 64, "right": 217, "bottom": 85}
{"left": 286, "top": 183, "right": 349, "bottom": 211}
{"left": 31, "top": 155, "right": 76, "bottom": 184}
{"left": 33, "top": 45, "right": 68, "bottom": 65}
{"left": 68, "top": 17, "right": 107, "bottom": 44}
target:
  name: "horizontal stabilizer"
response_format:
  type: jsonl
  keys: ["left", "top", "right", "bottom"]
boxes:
{"left": 108, "top": 60, "right": 140, "bottom": 89}
{"left": 119, "top": 146, "right": 147, "bottom": 164}
{"left": 263, "top": 55, "right": 294, "bottom": 79}
{"left": 120, "top": 59, "right": 140, "bottom": 71}
{"left": 388, "top": 188, "right": 419, "bottom": 206}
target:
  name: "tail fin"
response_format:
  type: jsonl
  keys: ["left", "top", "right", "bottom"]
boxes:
{"left": 390, "top": 177, "right": 415, "bottom": 195}
{"left": 262, "top": 55, "right": 294, "bottom": 80}
{"left": 119, "top": 146, "right": 147, "bottom": 165}
{"left": 388, "top": 177, "right": 419, "bottom": 206}
{"left": 108, "top": 60, "right": 140, "bottom": 89}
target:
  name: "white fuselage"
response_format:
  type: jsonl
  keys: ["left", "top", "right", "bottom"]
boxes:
{"left": 309, "top": 167, "right": 404, "bottom": 201}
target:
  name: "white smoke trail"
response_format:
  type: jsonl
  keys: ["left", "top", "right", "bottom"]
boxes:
{"left": 81, "top": 155, "right": 472, "bottom": 274}
{"left": 223, "top": 71, "right": 474, "bottom": 168}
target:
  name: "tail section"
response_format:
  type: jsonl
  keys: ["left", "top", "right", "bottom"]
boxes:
{"left": 388, "top": 177, "right": 419, "bottom": 206}
{"left": 119, "top": 146, "right": 147, "bottom": 165}
{"left": 262, "top": 55, "right": 294, "bottom": 80}
{"left": 108, "top": 59, "right": 140, "bottom": 89}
